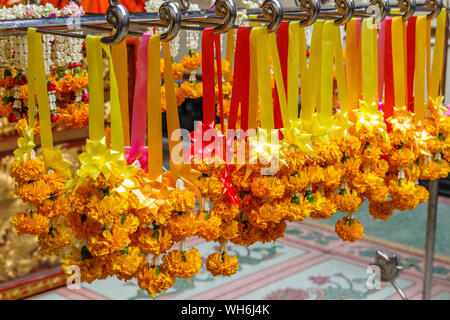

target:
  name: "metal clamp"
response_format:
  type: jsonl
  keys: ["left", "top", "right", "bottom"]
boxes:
{"left": 370, "top": 250, "right": 407, "bottom": 300}
{"left": 397, "top": 0, "right": 416, "bottom": 21}
{"left": 101, "top": 0, "right": 130, "bottom": 44}
{"left": 425, "top": 0, "right": 443, "bottom": 19}
{"left": 179, "top": 0, "right": 189, "bottom": 11}
{"left": 213, "top": 0, "right": 237, "bottom": 34}
{"left": 369, "top": 0, "right": 390, "bottom": 23}
{"left": 334, "top": 0, "right": 355, "bottom": 25}
{"left": 160, "top": 1, "right": 182, "bottom": 42}
{"left": 262, "top": 0, "right": 284, "bottom": 33}
{"left": 296, "top": 0, "right": 320, "bottom": 26}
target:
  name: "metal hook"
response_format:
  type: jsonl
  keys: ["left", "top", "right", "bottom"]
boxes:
{"left": 295, "top": 0, "right": 320, "bottom": 26}
{"left": 101, "top": 0, "right": 130, "bottom": 44}
{"left": 425, "top": 0, "right": 443, "bottom": 19}
{"left": 179, "top": 0, "right": 189, "bottom": 11}
{"left": 397, "top": 0, "right": 416, "bottom": 21}
{"left": 334, "top": 0, "right": 355, "bottom": 25}
{"left": 262, "top": 0, "right": 284, "bottom": 33}
{"left": 213, "top": 0, "right": 237, "bottom": 34}
{"left": 159, "top": 1, "right": 182, "bottom": 42}
{"left": 368, "top": 0, "right": 390, "bottom": 22}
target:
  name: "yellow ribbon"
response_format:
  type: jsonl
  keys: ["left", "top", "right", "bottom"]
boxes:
{"left": 226, "top": 29, "right": 235, "bottom": 78}
{"left": 361, "top": 19, "right": 378, "bottom": 105}
{"left": 414, "top": 15, "right": 427, "bottom": 122}
{"left": 86, "top": 35, "right": 105, "bottom": 142}
{"left": 429, "top": 9, "right": 447, "bottom": 99}
{"left": 148, "top": 34, "right": 163, "bottom": 180}
{"left": 392, "top": 17, "right": 407, "bottom": 108}
{"left": 300, "top": 20, "right": 324, "bottom": 129}
{"left": 319, "top": 21, "right": 335, "bottom": 130}
{"left": 112, "top": 40, "right": 130, "bottom": 146}
{"left": 248, "top": 28, "right": 259, "bottom": 130}
{"left": 14, "top": 126, "right": 35, "bottom": 163}
{"left": 334, "top": 25, "right": 347, "bottom": 113}
{"left": 287, "top": 21, "right": 300, "bottom": 121}
{"left": 254, "top": 27, "right": 274, "bottom": 129}
{"left": 346, "top": 19, "right": 361, "bottom": 118}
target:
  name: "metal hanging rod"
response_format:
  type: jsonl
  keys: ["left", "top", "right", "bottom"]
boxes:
{"left": 0, "top": 0, "right": 447, "bottom": 43}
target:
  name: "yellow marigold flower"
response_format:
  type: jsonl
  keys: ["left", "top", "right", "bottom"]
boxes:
{"left": 10, "top": 158, "right": 45, "bottom": 184}
{"left": 389, "top": 179, "right": 420, "bottom": 211}
{"left": 163, "top": 248, "right": 203, "bottom": 279}
{"left": 15, "top": 180, "right": 52, "bottom": 203}
{"left": 206, "top": 252, "right": 239, "bottom": 277}
{"left": 339, "top": 135, "right": 361, "bottom": 157}
{"left": 369, "top": 201, "right": 395, "bottom": 221}
{"left": 179, "top": 81, "right": 200, "bottom": 99}
{"left": 36, "top": 195, "right": 70, "bottom": 219}
{"left": 416, "top": 185, "right": 429, "bottom": 204}
{"left": 365, "top": 185, "right": 389, "bottom": 203}
{"left": 168, "top": 189, "right": 196, "bottom": 212}
{"left": 282, "top": 170, "right": 309, "bottom": 193}
{"left": 42, "top": 172, "right": 67, "bottom": 195}
{"left": 64, "top": 211, "right": 103, "bottom": 240}
{"left": 419, "top": 159, "right": 441, "bottom": 180}
{"left": 167, "top": 212, "right": 198, "bottom": 242}
{"left": 114, "top": 213, "right": 140, "bottom": 234}
{"left": 342, "top": 156, "right": 362, "bottom": 178}
{"left": 172, "top": 62, "right": 185, "bottom": 80}
{"left": 322, "top": 165, "right": 343, "bottom": 190}
{"left": 218, "top": 219, "right": 239, "bottom": 241}
{"left": 284, "top": 197, "right": 310, "bottom": 221}
{"left": 313, "top": 143, "right": 343, "bottom": 166}
{"left": 211, "top": 199, "right": 239, "bottom": 220}
{"left": 88, "top": 194, "right": 129, "bottom": 225}
{"left": 307, "top": 165, "right": 326, "bottom": 185}
{"left": 231, "top": 167, "right": 253, "bottom": 191}
{"left": 231, "top": 220, "right": 262, "bottom": 246}
{"left": 371, "top": 159, "right": 389, "bottom": 177}
{"left": 248, "top": 201, "right": 286, "bottom": 229}
{"left": 389, "top": 148, "right": 417, "bottom": 169}
{"left": 88, "top": 228, "right": 130, "bottom": 257}
{"left": 332, "top": 189, "right": 364, "bottom": 213}
{"left": 439, "top": 159, "right": 450, "bottom": 178}
{"left": 335, "top": 216, "right": 364, "bottom": 242}
{"left": 252, "top": 176, "right": 285, "bottom": 200}
{"left": 38, "top": 226, "right": 72, "bottom": 255}
{"left": 198, "top": 175, "right": 223, "bottom": 199}
{"left": 137, "top": 227, "right": 173, "bottom": 255}
{"left": 92, "top": 168, "right": 125, "bottom": 190}
{"left": 136, "top": 262, "right": 175, "bottom": 298}
{"left": 306, "top": 191, "right": 337, "bottom": 220}
{"left": 196, "top": 211, "right": 222, "bottom": 242}
{"left": 180, "top": 52, "right": 202, "bottom": 71}
{"left": 351, "top": 170, "right": 384, "bottom": 194}
{"left": 12, "top": 211, "right": 49, "bottom": 235}
{"left": 111, "top": 246, "right": 144, "bottom": 279}
{"left": 259, "top": 221, "right": 287, "bottom": 243}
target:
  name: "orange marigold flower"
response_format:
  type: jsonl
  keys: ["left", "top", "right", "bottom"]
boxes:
{"left": 389, "top": 148, "right": 417, "bottom": 169}
{"left": 64, "top": 212, "right": 103, "bottom": 240}
{"left": 351, "top": 170, "right": 384, "bottom": 194}
{"left": 10, "top": 158, "right": 45, "bottom": 184}
{"left": 196, "top": 211, "right": 222, "bottom": 242}
{"left": 12, "top": 211, "right": 49, "bottom": 235}
{"left": 163, "top": 248, "right": 203, "bottom": 279}
{"left": 206, "top": 252, "right": 239, "bottom": 277}
{"left": 306, "top": 192, "right": 337, "bottom": 220}
{"left": 15, "top": 179, "right": 52, "bottom": 203}
{"left": 168, "top": 189, "right": 196, "bottom": 212}
{"left": 110, "top": 246, "right": 144, "bottom": 279}
{"left": 36, "top": 195, "right": 70, "bottom": 219}
{"left": 42, "top": 172, "right": 67, "bottom": 195}
{"left": 211, "top": 199, "right": 239, "bottom": 220}
{"left": 38, "top": 226, "right": 72, "bottom": 255}
{"left": 136, "top": 262, "right": 175, "bottom": 298}
{"left": 369, "top": 201, "right": 395, "bottom": 221}
{"left": 335, "top": 216, "right": 364, "bottom": 242}
{"left": 180, "top": 52, "right": 202, "bottom": 71}
{"left": 167, "top": 212, "right": 198, "bottom": 242}
{"left": 332, "top": 189, "right": 364, "bottom": 213}
{"left": 218, "top": 219, "right": 239, "bottom": 241}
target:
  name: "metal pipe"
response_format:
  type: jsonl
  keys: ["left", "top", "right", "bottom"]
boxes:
{"left": 422, "top": 5, "right": 449, "bottom": 300}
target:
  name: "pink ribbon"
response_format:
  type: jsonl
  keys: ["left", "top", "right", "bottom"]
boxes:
{"left": 126, "top": 34, "right": 151, "bottom": 170}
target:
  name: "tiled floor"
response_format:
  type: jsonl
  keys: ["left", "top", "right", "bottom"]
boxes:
{"left": 29, "top": 220, "right": 450, "bottom": 300}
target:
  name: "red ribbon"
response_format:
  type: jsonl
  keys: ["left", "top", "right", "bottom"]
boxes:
{"left": 201, "top": 28, "right": 224, "bottom": 131}
{"left": 228, "top": 26, "right": 251, "bottom": 131}
{"left": 220, "top": 165, "right": 240, "bottom": 206}
{"left": 406, "top": 16, "right": 417, "bottom": 112}
{"left": 272, "top": 21, "right": 289, "bottom": 129}
{"left": 384, "top": 18, "right": 394, "bottom": 132}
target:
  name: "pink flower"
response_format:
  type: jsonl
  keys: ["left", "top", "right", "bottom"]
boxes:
{"left": 445, "top": 104, "right": 450, "bottom": 117}
{"left": 264, "top": 288, "right": 309, "bottom": 300}
{"left": 125, "top": 142, "right": 148, "bottom": 172}
{"left": 309, "top": 276, "right": 330, "bottom": 285}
